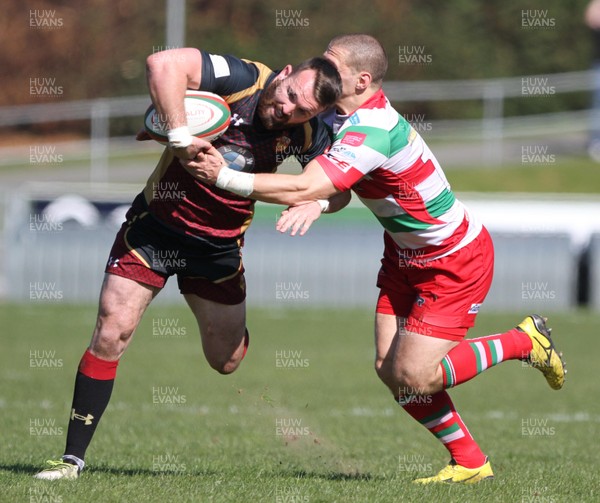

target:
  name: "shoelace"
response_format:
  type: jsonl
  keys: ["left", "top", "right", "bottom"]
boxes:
{"left": 44, "top": 460, "right": 73, "bottom": 469}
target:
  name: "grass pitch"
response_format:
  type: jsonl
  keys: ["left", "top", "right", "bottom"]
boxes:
{"left": 1, "top": 303, "right": 598, "bottom": 502}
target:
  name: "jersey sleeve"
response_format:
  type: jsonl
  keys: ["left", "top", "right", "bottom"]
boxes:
{"left": 296, "top": 117, "right": 332, "bottom": 168}
{"left": 199, "top": 51, "right": 261, "bottom": 95}
{"left": 315, "top": 126, "right": 390, "bottom": 191}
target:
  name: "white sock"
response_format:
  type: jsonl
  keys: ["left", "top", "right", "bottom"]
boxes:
{"left": 62, "top": 454, "right": 85, "bottom": 472}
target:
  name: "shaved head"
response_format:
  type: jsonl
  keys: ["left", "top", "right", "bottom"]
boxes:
{"left": 326, "top": 34, "right": 388, "bottom": 85}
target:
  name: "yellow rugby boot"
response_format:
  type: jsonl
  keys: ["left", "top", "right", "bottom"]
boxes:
{"left": 34, "top": 459, "right": 80, "bottom": 480}
{"left": 413, "top": 458, "right": 494, "bottom": 484}
{"left": 518, "top": 314, "right": 566, "bottom": 390}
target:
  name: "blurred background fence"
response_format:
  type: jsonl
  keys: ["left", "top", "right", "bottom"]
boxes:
{"left": 0, "top": 69, "right": 595, "bottom": 181}
{"left": 3, "top": 183, "right": 600, "bottom": 311}
{"left": 1, "top": 68, "right": 600, "bottom": 311}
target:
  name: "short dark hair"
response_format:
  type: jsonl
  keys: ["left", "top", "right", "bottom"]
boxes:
{"left": 289, "top": 56, "right": 342, "bottom": 108}
{"left": 327, "top": 33, "right": 388, "bottom": 85}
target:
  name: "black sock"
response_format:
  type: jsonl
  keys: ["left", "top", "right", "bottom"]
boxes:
{"left": 64, "top": 371, "right": 115, "bottom": 461}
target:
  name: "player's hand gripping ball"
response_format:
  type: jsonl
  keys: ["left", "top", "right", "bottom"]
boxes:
{"left": 144, "top": 90, "right": 231, "bottom": 145}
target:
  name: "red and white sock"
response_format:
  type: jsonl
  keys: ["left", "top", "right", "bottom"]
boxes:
{"left": 440, "top": 328, "right": 532, "bottom": 388}
{"left": 400, "top": 391, "right": 486, "bottom": 468}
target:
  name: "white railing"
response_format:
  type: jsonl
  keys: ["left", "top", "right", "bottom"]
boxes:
{"left": 384, "top": 70, "right": 593, "bottom": 101}
{"left": 0, "top": 70, "right": 594, "bottom": 178}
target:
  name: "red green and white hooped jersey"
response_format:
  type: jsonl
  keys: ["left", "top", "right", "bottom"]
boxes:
{"left": 316, "top": 89, "right": 482, "bottom": 259}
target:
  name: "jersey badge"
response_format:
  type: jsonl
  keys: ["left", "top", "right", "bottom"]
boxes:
{"left": 275, "top": 136, "right": 292, "bottom": 153}
{"left": 340, "top": 132, "right": 367, "bottom": 147}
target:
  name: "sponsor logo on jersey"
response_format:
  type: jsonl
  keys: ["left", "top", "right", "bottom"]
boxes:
{"left": 468, "top": 303, "right": 482, "bottom": 314}
{"left": 230, "top": 113, "right": 245, "bottom": 126}
{"left": 341, "top": 132, "right": 367, "bottom": 147}
{"left": 329, "top": 145, "right": 357, "bottom": 160}
{"left": 219, "top": 145, "right": 255, "bottom": 172}
{"left": 324, "top": 153, "right": 353, "bottom": 173}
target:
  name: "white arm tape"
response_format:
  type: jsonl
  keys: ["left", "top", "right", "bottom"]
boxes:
{"left": 215, "top": 166, "right": 255, "bottom": 197}
{"left": 167, "top": 126, "right": 194, "bottom": 148}
{"left": 317, "top": 199, "right": 330, "bottom": 213}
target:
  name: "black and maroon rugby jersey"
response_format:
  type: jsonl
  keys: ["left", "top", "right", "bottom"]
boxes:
{"left": 130, "top": 51, "right": 331, "bottom": 243}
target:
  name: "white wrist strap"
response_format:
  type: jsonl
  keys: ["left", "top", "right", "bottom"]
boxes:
{"left": 317, "top": 199, "right": 329, "bottom": 213}
{"left": 215, "top": 166, "right": 255, "bottom": 197}
{"left": 167, "top": 126, "right": 194, "bottom": 148}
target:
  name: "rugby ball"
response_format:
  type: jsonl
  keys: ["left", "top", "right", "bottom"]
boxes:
{"left": 144, "top": 90, "right": 231, "bottom": 145}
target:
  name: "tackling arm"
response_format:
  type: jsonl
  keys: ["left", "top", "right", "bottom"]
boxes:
{"left": 182, "top": 146, "right": 343, "bottom": 203}
{"left": 181, "top": 149, "right": 350, "bottom": 235}
{"left": 224, "top": 158, "right": 341, "bottom": 205}
{"left": 323, "top": 190, "right": 352, "bottom": 213}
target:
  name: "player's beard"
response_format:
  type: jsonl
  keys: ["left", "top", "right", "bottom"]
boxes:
{"left": 257, "top": 80, "right": 290, "bottom": 130}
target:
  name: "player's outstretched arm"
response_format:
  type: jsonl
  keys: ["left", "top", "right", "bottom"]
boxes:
{"left": 325, "top": 190, "right": 352, "bottom": 213}
{"left": 222, "top": 159, "right": 339, "bottom": 204}
{"left": 183, "top": 149, "right": 341, "bottom": 204}
{"left": 183, "top": 148, "right": 349, "bottom": 236}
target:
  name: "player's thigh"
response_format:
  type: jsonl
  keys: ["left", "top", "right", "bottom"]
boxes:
{"left": 375, "top": 312, "right": 400, "bottom": 367}
{"left": 184, "top": 294, "right": 247, "bottom": 361}
{"left": 91, "top": 273, "right": 159, "bottom": 358}
{"left": 374, "top": 312, "right": 404, "bottom": 392}
{"left": 375, "top": 312, "right": 456, "bottom": 367}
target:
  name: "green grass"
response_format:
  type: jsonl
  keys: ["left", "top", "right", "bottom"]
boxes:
{"left": 1, "top": 304, "right": 598, "bottom": 502}
{"left": 446, "top": 156, "right": 600, "bottom": 194}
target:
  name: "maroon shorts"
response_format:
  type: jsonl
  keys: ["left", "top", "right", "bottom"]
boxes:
{"left": 105, "top": 212, "right": 246, "bottom": 305}
{"left": 376, "top": 227, "right": 494, "bottom": 341}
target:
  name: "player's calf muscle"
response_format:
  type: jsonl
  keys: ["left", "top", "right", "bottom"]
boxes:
{"left": 208, "top": 357, "right": 239, "bottom": 375}
{"left": 204, "top": 339, "right": 246, "bottom": 374}
{"left": 204, "top": 345, "right": 243, "bottom": 374}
